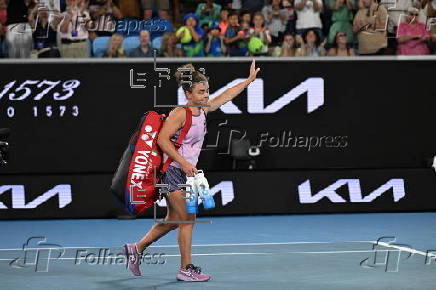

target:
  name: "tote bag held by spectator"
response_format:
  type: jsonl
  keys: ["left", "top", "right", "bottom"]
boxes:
{"left": 111, "top": 107, "right": 192, "bottom": 216}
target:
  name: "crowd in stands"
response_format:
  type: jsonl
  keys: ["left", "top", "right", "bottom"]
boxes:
{"left": 1, "top": 0, "right": 435, "bottom": 58}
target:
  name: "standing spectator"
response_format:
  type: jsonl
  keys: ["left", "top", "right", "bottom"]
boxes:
{"left": 396, "top": 7, "right": 431, "bottom": 54}
{"left": 205, "top": 23, "right": 227, "bottom": 56}
{"left": 224, "top": 10, "right": 249, "bottom": 55}
{"left": 28, "top": 6, "right": 62, "bottom": 58}
{"left": 160, "top": 31, "right": 184, "bottom": 57}
{"left": 129, "top": 29, "right": 153, "bottom": 57}
{"left": 247, "top": 12, "right": 272, "bottom": 55}
{"left": 142, "top": 0, "right": 169, "bottom": 20}
{"left": 240, "top": 10, "right": 252, "bottom": 30}
{"left": 282, "top": 0, "right": 297, "bottom": 33}
{"left": 353, "top": 0, "right": 388, "bottom": 55}
{"left": 59, "top": 0, "right": 91, "bottom": 58}
{"left": 262, "top": 0, "right": 289, "bottom": 46}
{"left": 5, "top": 0, "right": 34, "bottom": 58}
{"left": 196, "top": 0, "right": 222, "bottom": 27}
{"left": 327, "top": 0, "right": 354, "bottom": 45}
{"left": 88, "top": 0, "right": 122, "bottom": 41}
{"left": 175, "top": 13, "right": 205, "bottom": 57}
{"left": 272, "top": 31, "right": 297, "bottom": 55}
{"left": 327, "top": 31, "right": 355, "bottom": 55}
{"left": 216, "top": 0, "right": 233, "bottom": 8}
{"left": 240, "top": 0, "right": 265, "bottom": 13}
{"left": 294, "top": 0, "right": 323, "bottom": 38}
{"left": 218, "top": 7, "right": 230, "bottom": 35}
{"left": 380, "top": 0, "right": 413, "bottom": 54}
{"left": 295, "top": 28, "right": 327, "bottom": 55}
{"left": 147, "top": 9, "right": 174, "bottom": 40}
{"left": 118, "top": 0, "right": 141, "bottom": 19}
{"left": 103, "top": 33, "right": 125, "bottom": 57}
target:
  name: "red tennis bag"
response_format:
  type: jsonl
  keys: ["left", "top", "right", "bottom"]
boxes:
{"left": 111, "top": 107, "right": 192, "bottom": 216}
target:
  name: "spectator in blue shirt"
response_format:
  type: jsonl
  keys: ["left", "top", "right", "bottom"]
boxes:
{"left": 129, "top": 30, "right": 153, "bottom": 57}
{"left": 146, "top": 9, "right": 174, "bottom": 40}
{"left": 205, "top": 23, "right": 226, "bottom": 56}
{"left": 175, "top": 13, "right": 205, "bottom": 57}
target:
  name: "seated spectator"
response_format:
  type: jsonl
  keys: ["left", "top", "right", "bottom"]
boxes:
{"left": 196, "top": 0, "right": 222, "bottom": 27}
{"left": 103, "top": 33, "right": 125, "bottom": 57}
{"left": 205, "top": 23, "right": 226, "bottom": 56}
{"left": 142, "top": 0, "right": 169, "bottom": 20}
{"left": 28, "top": 6, "right": 62, "bottom": 58}
{"left": 224, "top": 10, "right": 249, "bottom": 56}
{"left": 160, "top": 32, "right": 184, "bottom": 56}
{"left": 282, "top": 0, "right": 297, "bottom": 33}
{"left": 5, "top": 0, "right": 34, "bottom": 58}
{"left": 327, "top": 0, "right": 354, "bottom": 45}
{"left": 88, "top": 0, "right": 122, "bottom": 41}
{"left": 218, "top": 7, "right": 230, "bottom": 35}
{"left": 425, "top": 0, "right": 436, "bottom": 53}
{"left": 262, "top": 0, "right": 289, "bottom": 46}
{"left": 353, "top": 0, "right": 388, "bottom": 55}
{"left": 59, "top": 0, "right": 91, "bottom": 58}
{"left": 176, "top": 13, "right": 205, "bottom": 57}
{"left": 247, "top": 12, "right": 272, "bottom": 55}
{"left": 272, "top": 31, "right": 297, "bottom": 56}
{"left": 202, "top": 23, "right": 210, "bottom": 35}
{"left": 118, "top": 0, "right": 141, "bottom": 19}
{"left": 294, "top": 0, "right": 323, "bottom": 38}
{"left": 396, "top": 7, "right": 431, "bottom": 55}
{"left": 129, "top": 29, "right": 153, "bottom": 57}
{"left": 295, "top": 28, "right": 326, "bottom": 55}
{"left": 327, "top": 31, "right": 355, "bottom": 55}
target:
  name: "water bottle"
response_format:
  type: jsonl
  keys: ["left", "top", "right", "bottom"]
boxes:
{"left": 185, "top": 176, "right": 198, "bottom": 214}
{"left": 195, "top": 170, "right": 215, "bottom": 210}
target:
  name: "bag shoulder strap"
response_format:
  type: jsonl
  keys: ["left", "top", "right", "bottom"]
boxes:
{"left": 161, "top": 107, "right": 192, "bottom": 173}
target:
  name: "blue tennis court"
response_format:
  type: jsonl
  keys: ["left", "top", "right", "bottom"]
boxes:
{"left": 1, "top": 212, "right": 435, "bottom": 290}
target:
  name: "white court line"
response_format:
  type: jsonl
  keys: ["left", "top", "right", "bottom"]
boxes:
{"left": 0, "top": 240, "right": 375, "bottom": 251}
{"left": 375, "top": 242, "right": 436, "bottom": 259}
{"left": 0, "top": 249, "right": 410, "bottom": 261}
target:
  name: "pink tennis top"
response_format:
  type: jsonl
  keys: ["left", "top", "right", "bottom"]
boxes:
{"left": 162, "top": 108, "right": 207, "bottom": 169}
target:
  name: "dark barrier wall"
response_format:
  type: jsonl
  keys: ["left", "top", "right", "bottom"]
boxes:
{"left": 1, "top": 169, "right": 436, "bottom": 219}
{"left": 1, "top": 58, "right": 435, "bottom": 219}
{"left": 0, "top": 59, "right": 435, "bottom": 173}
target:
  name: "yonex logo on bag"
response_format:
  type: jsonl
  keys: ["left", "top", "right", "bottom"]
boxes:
{"left": 140, "top": 125, "right": 157, "bottom": 148}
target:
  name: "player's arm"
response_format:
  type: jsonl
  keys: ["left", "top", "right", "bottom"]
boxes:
{"left": 204, "top": 59, "right": 260, "bottom": 112}
{"left": 157, "top": 108, "right": 197, "bottom": 175}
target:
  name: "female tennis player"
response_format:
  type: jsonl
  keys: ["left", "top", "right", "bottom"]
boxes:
{"left": 124, "top": 59, "right": 260, "bottom": 282}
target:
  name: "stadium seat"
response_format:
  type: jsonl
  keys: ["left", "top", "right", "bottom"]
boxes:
{"left": 151, "top": 36, "right": 163, "bottom": 54}
{"left": 1, "top": 40, "right": 8, "bottom": 58}
{"left": 92, "top": 36, "right": 111, "bottom": 58}
{"left": 123, "top": 37, "right": 140, "bottom": 55}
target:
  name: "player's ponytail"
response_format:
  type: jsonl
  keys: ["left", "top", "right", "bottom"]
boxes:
{"left": 175, "top": 63, "right": 209, "bottom": 93}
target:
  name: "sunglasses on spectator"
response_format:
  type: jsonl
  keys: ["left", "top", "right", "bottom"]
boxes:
{"left": 409, "top": 13, "right": 419, "bottom": 16}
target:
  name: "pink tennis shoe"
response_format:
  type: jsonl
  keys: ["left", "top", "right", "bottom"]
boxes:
{"left": 123, "top": 243, "right": 142, "bottom": 276}
{"left": 176, "top": 264, "right": 211, "bottom": 282}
